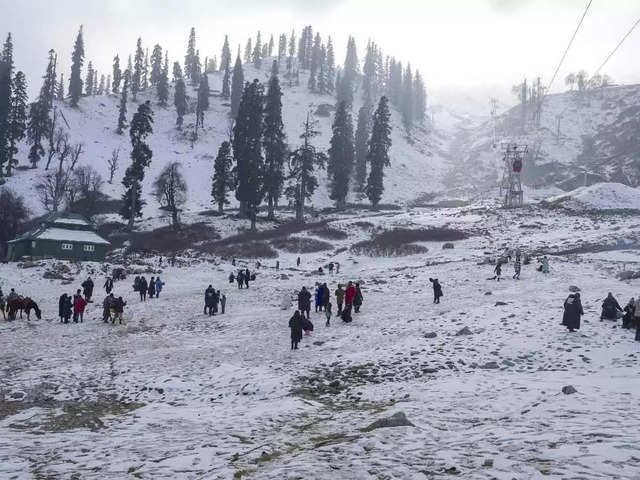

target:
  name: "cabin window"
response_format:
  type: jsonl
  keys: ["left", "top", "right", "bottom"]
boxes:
{"left": 61, "top": 243, "right": 73, "bottom": 250}
{"left": 31, "top": 241, "right": 36, "bottom": 248}
{"left": 83, "top": 245, "right": 95, "bottom": 252}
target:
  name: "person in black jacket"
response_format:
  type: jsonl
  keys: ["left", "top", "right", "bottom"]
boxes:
{"left": 298, "top": 287, "right": 311, "bottom": 319}
{"left": 244, "top": 269, "right": 250, "bottom": 288}
{"left": 622, "top": 298, "right": 635, "bottom": 329}
{"left": 148, "top": 276, "right": 156, "bottom": 299}
{"left": 204, "top": 285, "right": 216, "bottom": 315}
{"left": 562, "top": 293, "right": 584, "bottom": 332}
{"left": 289, "top": 311, "right": 304, "bottom": 350}
{"left": 104, "top": 277, "right": 114, "bottom": 294}
{"left": 139, "top": 277, "right": 148, "bottom": 301}
{"left": 429, "top": 278, "right": 443, "bottom": 304}
{"left": 353, "top": 283, "right": 363, "bottom": 313}
{"left": 58, "top": 293, "right": 67, "bottom": 323}
{"left": 82, "top": 277, "right": 94, "bottom": 302}
{"left": 601, "top": 292, "right": 622, "bottom": 321}
{"left": 60, "top": 294, "right": 72, "bottom": 324}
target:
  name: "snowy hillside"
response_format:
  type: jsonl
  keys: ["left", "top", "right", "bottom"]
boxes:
{"left": 3, "top": 62, "right": 448, "bottom": 220}
{"left": 544, "top": 182, "right": 640, "bottom": 211}
{"left": 447, "top": 84, "right": 640, "bottom": 191}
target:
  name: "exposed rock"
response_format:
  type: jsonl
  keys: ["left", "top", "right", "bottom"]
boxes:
{"left": 569, "top": 285, "right": 581, "bottom": 292}
{"left": 494, "top": 301, "right": 508, "bottom": 306}
{"left": 484, "top": 291, "right": 492, "bottom": 296}
{"left": 483, "top": 459, "right": 494, "bottom": 467}
{"left": 424, "top": 332, "right": 437, "bottom": 339}
{"left": 19, "top": 261, "right": 42, "bottom": 269}
{"left": 480, "top": 361, "right": 500, "bottom": 369}
{"left": 442, "top": 242, "right": 455, "bottom": 249}
{"left": 562, "top": 385, "right": 577, "bottom": 395}
{"left": 455, "top": 327, "right": 473, "bottom": 336}
{"left": 362, "top": 412, "right": 415, "bottom": 432}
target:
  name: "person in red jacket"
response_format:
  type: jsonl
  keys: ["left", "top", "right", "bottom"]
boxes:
{"left": 73, "top": 289, "right": 87, "bottom": 323}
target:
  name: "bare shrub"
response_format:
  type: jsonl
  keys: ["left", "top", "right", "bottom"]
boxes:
{"left": 271, "top": 236, "right": 333, "bottom": 253}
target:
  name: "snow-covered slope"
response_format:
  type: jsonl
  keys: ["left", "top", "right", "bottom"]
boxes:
{"left": 544, "top": 182, "right": 640, "bottom": 211}
{"left": 3, "top": 62, "right": 448, "bottom": 219}
{"left": 448, "top": 84, "right": 640, "bottom": 190}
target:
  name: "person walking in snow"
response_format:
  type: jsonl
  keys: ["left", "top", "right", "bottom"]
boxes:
{"left": 58, "top": 293, "right": 67, "bottom": 323}
{"left": 61, "top": 294, "right": 72, "bottom": 324}
{"left": 298, "top": 287, "right": 311, "bottom": 319}
{"left": 289, "top": 311, "right": 304, "bottom": 350}
{"left": 82, "top": 277, "right": 94, "bottom": 302}
{"left": 493, "top": 263, "right": 502, "bottom": 282}
{"left": 335, "top": 284, "right": 345, "bottom": 315}
{"left": 322, "top": 283, "right": 330, "bottom": 310}
{"left": 113, "top": 297, "right": 126, "bottom": 324}
{"left": 541, "top": 256, "right": 550, "bottom": 274}
{"left": 328, "top": 262, "right": 334, "bottom": 274}
{"left": 562, "top": 292, "right": 583, "bottom": 332}
{"left": 204, "top": 285, "right": 216, "bottom": 315}
{"left": 73, "top": 290, "right": 87, "bottom": 323}
{"left": 229, "top": 272, "right": 235, "bottom": 284}
{"left": 429, "top": 278, "right": 443, "bottom": 304}
{"left": 104, "top": 277, "right": 114, "bottom": 295}
{"left": 276, "top": 261, "right": 280, "bottom": 271}
{"left": 513, "top": 258, "right": 521, "bottom": 280}
{"left": 622, "top": 298, "right": 635, "bottom": 329}
{"left": 325, "top": 302, "right": 332, "bottom": 327}
{"left": 0, "top": 288, "right": 5, "bottom": 321}
{"left": 102, "top": 294, "right": 114, "bottom": 323}
{"left": 148, "top": 276, "right": 156, "bottom": 299}
{"left": 335, "top": 262, "right": 340, "bottom": 274}
{"left": 244, "top": 268, "right": 251, "bottom": 288}
{"left": 237, "top": 271, "right": 244, "bottom": 289}
{"left": 314, "top": 283, "right": 323, "bottom": 313}
{"left": 220, "top": 292, "right": 226, "bottom": 314}
{"left": 345, "top": 282, "right": 356, "bottom": 314}
{"left": 601, "top": 292, "right": 622, "bottom": 321}
{"left": 353, "top": 283, "right": 364, "bottom": 313}
{"left": 139, "top": 276, "right": 148, "bottom": 301}
{"left": 155, "top": 277, "right": 164, "bottom": 298}
{"left": 296, "top": 257, "right": 301, "bottom": 267}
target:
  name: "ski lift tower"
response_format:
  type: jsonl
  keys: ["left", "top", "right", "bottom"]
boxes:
{"left": 499, "top": 143, "right": 527, "bottom": 208}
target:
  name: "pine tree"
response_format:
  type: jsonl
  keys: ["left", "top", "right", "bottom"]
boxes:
{"left": 56, "top": 74, "right": 65, "bottom": 100}
{"left": 211, "top": 140, "right": 233, "bottom": 213}
{"left": 244, "top": 38, "right": 252, "bottom": 64}
{"left": 69, "top": 26, "right": 84, "bottom": 107}
{"left": 325, "top": 37, "right": 335, "bottom": 93}
{"left": 268, "top": 34, "right": 274, "bottom": 57}
{"left": 142, "top": 48, "right": 149, "bottom": 90}
{"left": 174, "top": 77, "right": 187, "bottom": 129}
{"left": 112, "top": 54, "right": 122, "bottom": 93}
{"left": 220, "top": 35, "right": 231, "bottom": 72}
{"left": 97, "top": 74, "right": 105, "bottom": 95}
{"left": 85, "top": 61, "right": 94, "bottom": 95}
{"left": 263, "top": 62, "right": 287, "bottom": 220}
{"left": 230, "top": 54, "right": 244, "bottom": 119}
{"left": 27, "top": 50, "right": 56, "bottom": 168}
{"left": 6, "top": 70, "right": 27, "bottom": 176}
{"left": 185, "top": 27, "right": 199, "bottom": 85}
{"left": 337, "top": 36, "right": 358, "bottom": 107}
{"left": 172, "top": 61, "right": 182, "bottom": 83}
{"left": 286, "top": 113, "right": 326, "bottom": 223}
{"left": 278, "top": 34, "right": 287, "bottom": 63}
{"left": 233, "top": 79, "right": 264, "bottom": 230}
{"left": 196, "top": 73, "right": 209, "bottom": 129}
{"left": 0, "top": 33, "right": 14, "bottom": 176}
{"left": 413, "top": 70, "right": 427, "bottom": 124}
{"left": 221, "top": 60, "right": 231, "bottom": 98}
{"left": 317, "top": 45, "right": 327, "bottom": 94}
{"left": 253, "top": 31, "right": 262, "bottom": 69}
{"left": 193, "top": 49, "right": 202, "bottom": 84}
{"left": 150, "top": 44, "right": 162, "bottom": 86}
{"left": 116, "top": 69, "right": 130, "bottom": 134}
{"left": 363, "top": 40, "right": 378, "bottom": 103}
{"left": 298, "top": 26, "right": 313, "bottom": 70}
{"left": 121, "top": 101, "right": 154, "bottom": 229}
{"left": 365, "top": 96, "right": 392, "bottom": 208}
{"left": 157, "top": 52, "right": 169, "bottom": 106}
{"left": 106, "top": 75, "right": 111, "bottom": 95}
{"left": 327, "top": 101, "right": 354, "bottom": 209}
{"left": 132, "top": 38, "right": 144, "bottom": 100}
{"left": 354, "top": 102, "right": 372, "bottom": 192}
{"left": 287, "top": 30, "right": 296, "bottom": 78}
{"left": 401, "top": 63, "right": 413, "bottom": 132}
{"left": 308, "top": 33, "right": 322, "bottom": 92}
{"left": 92, "top": 69, "right": 98, "bottom": 96}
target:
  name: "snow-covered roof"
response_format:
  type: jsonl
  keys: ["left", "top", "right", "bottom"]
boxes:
{"left": 34, "top": 227, "right": 110, "bottom": 245}
{"left": 52, "top": 217, "right": 90, "bottom": 226}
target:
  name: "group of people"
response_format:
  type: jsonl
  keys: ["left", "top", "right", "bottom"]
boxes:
{"left": 489, "top": 249, "right": 540, "bottom": 282}
{"left": 204, "top": 286, "right": 227, "bottom": 316}
{"left": 58, "top": 277, "right": 95, "bottom": 324}
{"left": 133, "top": 276, "right": 164, "bottom": 301}
{"left": 289, "top": 281, "right": 363, "bottom": 350}
{"left": 229, "top": 269, "right": 254, "bottom": 289}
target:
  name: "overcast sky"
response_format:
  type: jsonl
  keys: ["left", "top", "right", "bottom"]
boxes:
{"left": 3, "top": 0, "right": 640, "bottom": 103}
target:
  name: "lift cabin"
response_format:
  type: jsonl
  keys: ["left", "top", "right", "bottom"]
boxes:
{"left": 499, "top": 143, "right": 527, "bottom": 208}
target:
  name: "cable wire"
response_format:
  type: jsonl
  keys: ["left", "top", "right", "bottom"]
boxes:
{"left": 593, "top": 16, "right": 640, "bottom": 75}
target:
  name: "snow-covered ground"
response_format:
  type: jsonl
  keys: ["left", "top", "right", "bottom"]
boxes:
{"left": 545, "top": 182, "right": 640, "bottom": 211}
{"left": 2, "top": 199, "right": 640, "bottom": 479}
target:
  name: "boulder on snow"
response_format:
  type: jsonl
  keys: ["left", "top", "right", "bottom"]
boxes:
{"left": 480, "top": 361, "right": 500, "bottom": 370}
{"left": 494, "top": 301, "right": 508, "bottom": 306}
{"left": 424, "top": 332, "right": 437, "bottom": 339}
{"left": 569, "top": 285, "right": 581, "bottom": 292}
{"left": 455, "top": 327, "right": 473, "bottom": 336}
{"left": 562, "top": 385, "right": 577, "bottom": 395}
{"left": 362, "top": 412, "right": 415, "bottom": 432}
{"left": 442, "top": 242, "right": 455, "bottom": 249}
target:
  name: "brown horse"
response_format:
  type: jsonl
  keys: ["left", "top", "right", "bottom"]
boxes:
{"left": 6, "top": 297, "right": 41, "bottom": 321}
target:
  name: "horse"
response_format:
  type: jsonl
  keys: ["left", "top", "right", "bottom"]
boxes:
{"left": 6, "top": 297, "right": 41, "bottom": 321}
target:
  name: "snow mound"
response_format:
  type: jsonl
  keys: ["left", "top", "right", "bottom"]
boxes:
{"left": 544, "top": 182, "right": 640, "bottom": 211}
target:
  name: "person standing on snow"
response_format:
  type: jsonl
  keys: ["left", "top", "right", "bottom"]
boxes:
{"left": 82, "top": 277, "right": 94, "bottom": 302}
{"left": 220, "top": 292, "right": 226, "bottom": 314}
{"left": 104, "top": 277, "right": 114, "bottom": 294}
{"left": 113, "top": 297, "right": 127, "bottom": 324}
{"left": 204, "top": 285, "right": 216, "bottom": 315}
{"left": 237, "top": 271, "right": 245, "bottom": 289}
{"left": 322, "top": 283, "right": 330, "bottom": 310}
{"left": 345, "top": 282, "right": 356, "bottom": 314}
{"left": 73, "top": 291, "right": 87, "bottom": 323}
{"left": 314, "top": 283, "right": 323, "bottom": 313}
{"left": 562, "top": 292, "right": 583, "bottom": 332}
{"left": 325, "top": 302, "right": 332, "bottom": 327}
{"left": 601, "top": 292, "right": 622, "bottom": 321}
{"left": 513, "top": 258, "right": 521, "bottom": 280}
{"left": 296, "top": 257, "right": 301, "bottom": 267}
{"left": 493, "top": 263, "right": 502, "bottom": 282}
{"left": 429, "top": 278, "right": 443, "bottom": 304}
{"left": 541, "top": 256, "right": 550, "bottom": 274}
{"left": 289, "top": 310, "right": 304, "bottom": 350}
{"left": 353, "top": 283, "right": 364, "bottom": 313}
{"left": 622, "top": 298, "right": 635, "bottom": 329}
{"left": 155, "top": 277, "right": 164, "bottom": 298}
{"left": 61, "top": 294, "right": 73, "bottom": 324}
{"left": 139, "top": 276, "right": 148, "bottom": 301}
{"left": 298, "top": 287, "right": 311, "bottom": 319}
{"left": 103, "top": 294, "right": 114, "bottom": 323}
{"left": 244, "top": 268, "right": 251, "bottom": 288}
{"left": 148, "top": 276, "right": 156, "bottom": 299}
{"left": 335, "top": 284, "right": 345, "bottom": 315}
